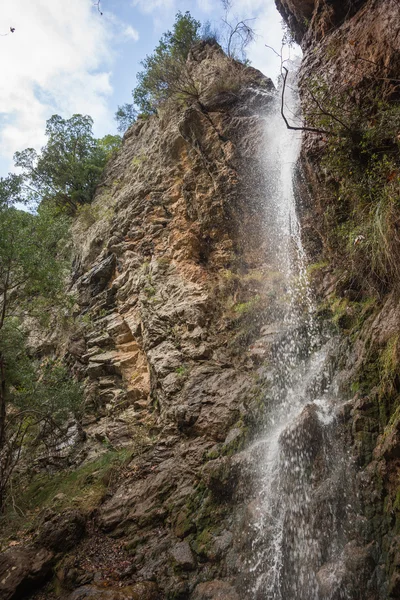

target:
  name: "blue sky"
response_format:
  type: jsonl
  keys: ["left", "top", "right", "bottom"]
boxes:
{"left": 0, "top": 0, "right": 298, "bottom": 178}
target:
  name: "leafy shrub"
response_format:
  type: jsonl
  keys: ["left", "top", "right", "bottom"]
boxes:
{"left": 133, "top": 11, "right": 201, "bottom": 114}
{"left": 115, "top": 103, "right": 137, "bottom": 133}
{"left": 303, "top": 78, "right": 400, "bottom": 296}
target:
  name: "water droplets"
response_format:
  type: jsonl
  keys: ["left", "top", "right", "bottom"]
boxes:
{"left": 246, "top": 79, "right": 357, "bottom": 600}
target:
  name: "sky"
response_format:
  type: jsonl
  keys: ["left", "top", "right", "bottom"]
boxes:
{"left": 0, "top": 0, "right": 299, "bottom": 178}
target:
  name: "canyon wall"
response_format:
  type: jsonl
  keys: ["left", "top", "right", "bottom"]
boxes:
{"left": 0, "top": 43, "right": 284, "bottom": 600}
{"left": 1, "top": 2, "right": 400, "bottom": 598}
{"left": 276, "top": 0, "right": 400, "bottom": 597}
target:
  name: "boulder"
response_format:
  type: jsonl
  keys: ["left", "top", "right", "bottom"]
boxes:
{"left": 35, "top": 510, "right": 86, "bottom": 553}
{"left": 0, "top": 545, "right": 54, "bottom": 600}
{"left": 192, "top": 580, "right": 239, "bottom": 600}
{"left": 169, "top": 541, "right": 196, "bottom": 570}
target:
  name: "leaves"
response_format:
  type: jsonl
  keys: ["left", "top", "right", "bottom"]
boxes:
{"left": 114, "top": 103, "right": 137, "bottom": 134}
{"left": 133, "top": 11, "right": 201, "bottom": 114}
{"left": 14, "top": 114, "right": 121, "bottom": 213}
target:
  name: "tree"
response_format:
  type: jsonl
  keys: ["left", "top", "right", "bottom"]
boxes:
{"left": 14, "top": 114, "right": 121, "bottom": 213}
{"left": 115, "top": 103, "right": 137, "bottom": 134}
{"left": 133, "top": 11, "right": 201, "bottom": 114}
{"left": 0, "top": 176, "right": 82, "bottom": 511}
{"left": 220, "top": 0, "right": 255, "bottom": 63}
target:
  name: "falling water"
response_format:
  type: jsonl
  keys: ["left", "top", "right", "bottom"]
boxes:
{"left": 246, "top": 76, "right": 358, "bottom": 600}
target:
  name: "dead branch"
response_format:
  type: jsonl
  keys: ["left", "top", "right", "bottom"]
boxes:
{"left": 281, "top": 67, "right": 331, "bottom": 135}
{"left": 93, "top": 1, "right": 103, "bottom": 15}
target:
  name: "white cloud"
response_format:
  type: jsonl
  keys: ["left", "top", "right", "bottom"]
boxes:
{"left": 131, "top": 0, "right": 176, "bottom": 15}
{"left": 0, "top": 0, "right": 138, "bottom": 173}
{"left": 123, "top": 25, "right": 140, "bottom": 41}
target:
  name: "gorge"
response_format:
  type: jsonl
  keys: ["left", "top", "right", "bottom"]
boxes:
{"left": 1, "top": 1, "right": 400, "bottom": 599}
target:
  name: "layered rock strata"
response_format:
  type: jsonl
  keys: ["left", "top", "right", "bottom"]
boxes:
{"left": 1, "top": 43, "right": 286, "bottom": 600}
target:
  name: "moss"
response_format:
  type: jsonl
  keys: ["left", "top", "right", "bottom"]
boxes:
{"left": 192, "top": 528, "right": 214, "bottom": 559}
{"left": 379, "top": 334, "right": 400, "bottom": 397}
{"left": 1, "top": 449, "right": 131, "bottom": 541}
{"left": 308, "top": 87, "right": 400, "bottom": 297}
{"left": 307, "top": 260, "right": 329, "bottom": 277}
{"left": 322, "top": 293, "right": 376, "bottom": 336}
{"left": 174, "top": 509, "right": 196, "bottom": 538}
{"left": 233, "top": 295, "right": 261, "bottom": 315}
{"left": 131, "top": 153, "right": 147, "bottom": 168}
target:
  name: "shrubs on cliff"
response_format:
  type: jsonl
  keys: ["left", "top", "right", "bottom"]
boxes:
{"left": 133, "top": 11, "right": 201, "bottom": 115}
{"left": 116, "top": 9, "right": 257, "bottom": 123}
{"left": 14, "top": 114, "right": 121, "bottom": 213}
{"left": 115, "top": 102, "right": 137, "bottom": 134}
{"left": 302, "top": 80, "right": 400, "bottom": 296}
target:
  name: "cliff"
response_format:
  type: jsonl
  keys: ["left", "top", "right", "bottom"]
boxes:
{"left": 0, "top": 43, "right": 280, "bottom": 600}
{"left": 277, "top": 0, "right": 400, "bottom": 597}
{"left": 1, "top": 3, "right": 400, "bottom": 598}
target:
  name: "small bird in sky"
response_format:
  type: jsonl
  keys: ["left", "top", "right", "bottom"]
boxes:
{"left": 10, "top": 27, "right": 15, "bottom": 33}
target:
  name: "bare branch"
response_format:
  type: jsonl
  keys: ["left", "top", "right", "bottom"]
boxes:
{"left": 93, "top": 1, "right": 103, "bottom": 15}
{"left": 281, "top": 67, "right": 331, "bottom": 136}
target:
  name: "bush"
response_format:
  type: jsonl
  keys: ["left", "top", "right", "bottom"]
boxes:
{"left": 133, "top": 11, "right": 201, "bottom": 114}
{"left": 115, "top": 103, "right": 137, "bottom": 134}
{"left": 303, "top": 78, "right": 400, "bottom": 296}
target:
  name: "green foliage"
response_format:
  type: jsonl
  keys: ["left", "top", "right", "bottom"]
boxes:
{"left": 379, "top": 334, "right": 400, "bottom": 398}
{"left": 115, "top": 102, "right": 137, "bottom": 133}
{"left": 14, "top": 114, "right": 120, "bottom": 213}
{"left": 97, "top": 133, "right": 122, "bottom": 159}
{"left": 0, "top": 198, "right": 70, "bottom": 323}
{"left": 175, "top": 365, "right": 189, "bottom": 377}
{"left": 233, "top": 295, "right": 261, "bottom": 314}
{"left": 0, "top": 325, "right": 83, "bottom": 422}
{"left": 133, "top": 11, "right": 201, "bottom": 114}
{"left": 0, "top": 180, "right": 78, "bottom": 511}
{"left": 305, "top": 79, "right": 400, "bottom": 296}
{"left": 0, "top": 174, "right": 23, "bottom": 208}
{"left": 1, "top": 449, "right": 129, "bottom": 535}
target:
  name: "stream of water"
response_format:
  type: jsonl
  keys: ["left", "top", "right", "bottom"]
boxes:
{"left": 247, "top": 82, "right": 358, "bottom": 600}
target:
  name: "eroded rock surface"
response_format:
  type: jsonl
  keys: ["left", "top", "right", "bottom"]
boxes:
{"left": 277, "top": 0, "right": 400, "bottom": 596}
{"left": 0, "top": 43, "right": 285, "bottom": 600}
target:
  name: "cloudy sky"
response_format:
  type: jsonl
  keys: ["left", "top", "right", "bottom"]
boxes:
{"left": 0, "top": 0, "right": 298, "bottom": 177}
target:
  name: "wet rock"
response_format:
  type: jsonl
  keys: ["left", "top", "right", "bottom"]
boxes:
{"left": 21, "top": 39, "right": 300, "bottom": 599}
{"left": 279, "top": 403, "right": 323, "bottom": 463}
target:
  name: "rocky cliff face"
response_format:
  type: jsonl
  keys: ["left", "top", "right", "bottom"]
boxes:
{"left": 276, "top": 0, "right": 400, "bottom": 597}
{"left": 0, "top": 43, "right": 286, "bottom": 600}
{"left": 2, "top": 4, "right": 399, "bottom": 598}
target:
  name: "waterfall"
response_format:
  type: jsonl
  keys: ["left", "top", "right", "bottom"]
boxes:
{"left": 245, "top": 78, "right": 358, "bottom": 600}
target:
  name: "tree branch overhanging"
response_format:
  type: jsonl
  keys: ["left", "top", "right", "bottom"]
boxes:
{"left": 281, "top": 67, "right": 332, "bottom": 136}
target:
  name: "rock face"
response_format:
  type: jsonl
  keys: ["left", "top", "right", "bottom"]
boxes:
{"left": 276, "top": 0, "right": 400, "bottom": 597}
{"left": 0, "top": 510, "right": 85, "bottom": 599}
{"left": 2, "top": 6, "right": 398, "bottom": 595}
{"left": 0, "top": 42, "right": 288, "bottom": 600}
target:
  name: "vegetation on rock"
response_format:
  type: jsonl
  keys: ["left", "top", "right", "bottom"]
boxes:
{"left": 300, "top": 77, "right": 400, "bottom": 298}
{"left": 133, "top": 11, "right": 201, "bottom": 115}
